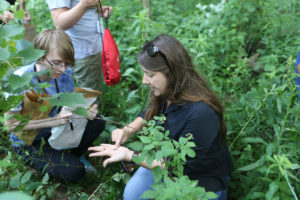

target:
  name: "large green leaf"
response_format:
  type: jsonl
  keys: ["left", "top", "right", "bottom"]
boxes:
{"left": 48, "top": 92, "right": 86, "bottom": 107}
{"left": 0, "top": 0, "right": 10, "bottom": 11}
{"left": 18, "top": 46, "right": 44, "bottom": 65}
{"left": 7, "top": 72, "right": 34, "bottom": 90}
{"left": 0, "top": 24, "right": 24, "bottom": 39}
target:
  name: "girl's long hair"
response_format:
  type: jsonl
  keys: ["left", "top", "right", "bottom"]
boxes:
{"left": 138, "top": 34, "right": 227, "bottom": 143}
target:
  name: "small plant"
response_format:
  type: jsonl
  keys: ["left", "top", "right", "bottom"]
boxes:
{"left": 127, "top": 115, "right": 217, "bottom": 200}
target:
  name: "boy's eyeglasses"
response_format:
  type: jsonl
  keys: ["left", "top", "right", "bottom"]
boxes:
{"left": 44, "top": 57, "right": 67, "bottom": 68}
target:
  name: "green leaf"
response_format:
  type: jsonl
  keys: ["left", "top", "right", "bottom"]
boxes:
{"left": 7, "top": 72, "right": 34, "bottom": 90}
{"left": 151, "top": 167, "right": 164, "bottom": 183}
{"left": 25, "top": 182, "right": 41, "bottom": 193}
{"left": 0, "top": 0, "right": 10, "bottom": 11}
{"left": 276, "top": 98, "right": 281, "bottom": 113}
{"left": 161, "top": 147, "right": 176, "bottom": 157}
{"left": 0, "top": 191, "right": 33, "bottom": 200}
{"left": 140, "top": 189, "right": 157, "bottom": 199}
{"left": 128, "top": 141, "right": 144, "bottom": 151}
{"left": 139, "top": 136, "right": 152, "bottom": 144}
{"left": 0, "top": 24, "right": 24, "bottom": 39}
{"left": 48, "top": 92, "right": 86, "bottom": 107}
{"left": 206, "top": 192, "right": 218, "bottom": 199}
{"left": 18, "top": 46, "right": 44, "bottom": 65}
{"left": 242, "top": 137, "right": 267, "bottom": 145}
{"left": 0, "top": 47, "right": 10, "bottom": 61}
{"left": 14, "top": 10, "right": 25, "bottom": 21}
{"left": 143, "top": 143, "right": 155, "bottom": 151}
{"left": 39, "top": 105, "right": 52, "bottom": 113}
{"left": 125, "top": 104, "right": 141, "bottom": 115}
{"left": 0, "top": 160, "right": 11, "bottom": 168}
{"left": 132, "top": 155, "right": 144, "bottom": 164}
{"left": 72, "top": 107, "right": 89, "bottom": 117}
{"left": 266, "top": 143, "right": 275, "bottom": 156}
{"left": 9, "top": 172, "right": 22, "bottom": 189}
{"left": 186, "top": 149, "right": 196, "bottom": 158}
{"left": 0, "top": 63, "right": 9, "bottom": 79}
{"left": 265, "top": 182, "right": 278, "bottom": 200}
{"left": 111, "top": 172, "right": 123, "bottom": 182}
{"left": 236, "top": 156, "right": 265, "bottom": 171}
{"left": 21, "top": 171, "right": 32, "bottom": 184}
{"left": 42, "top": 173, "right": 49, "bottom": 184}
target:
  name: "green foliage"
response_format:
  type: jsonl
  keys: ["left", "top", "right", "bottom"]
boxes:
{"left": 1, "top": 0, "right": 299, "bottom": 199}
{"left": 26, "top": 0, "right": 55, "bottom": 33}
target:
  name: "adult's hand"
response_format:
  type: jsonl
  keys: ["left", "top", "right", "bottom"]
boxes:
{"left": 112, "top": 128, "right": 131, "bottom": 147}
{"left": 101, "top": 6, "right": 112, "bottom": 18}
{"left": 89, "top": 144, "right": 132, "bottom": 167}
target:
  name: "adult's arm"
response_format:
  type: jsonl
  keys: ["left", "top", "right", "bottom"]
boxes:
{"left": 50, "top": 1, "right": 92, "bottom": 30}
{"left": 112, "top": 116, "right": 144, "bottom": 147}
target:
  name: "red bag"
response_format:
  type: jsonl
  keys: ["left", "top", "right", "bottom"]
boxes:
{"left": 101, "top": 26, "right": 121, "bottom": 86}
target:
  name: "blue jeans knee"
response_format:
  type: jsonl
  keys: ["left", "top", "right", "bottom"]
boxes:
{"left": 123, "top": 167, "right": 154, "bottom": 200}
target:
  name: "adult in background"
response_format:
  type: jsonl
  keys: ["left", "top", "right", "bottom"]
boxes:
{"left": 46, "top": 0, "right": 112, "bottom": 105}
{"left": 4, "top": 29, "right": 105, "bottom": 181}
{"left": 89, "top": 35, "right": 233, "bottom": 200}
{"left": 295, "top": 51, "right": 300, "bottom": 101}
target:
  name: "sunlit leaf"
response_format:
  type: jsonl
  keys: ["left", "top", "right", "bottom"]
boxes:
{"left": 18, "top": 46, "right": 44, "bottom": 65}
{"left": 0, "top": 191, "right": 33, "bottom": 200}
{"left": 47, "top": 92, "right": 86, "bottom": 107}
{"left": 14, "top": 10, "right": 25, "bottom": 21}
{"left": 0, "top": 47, "right": 10, "bottom": 61}
{"left": 7, "top": 72, "right": 33, "bottom": 90}
{"left": 0, "top": 24, "right": 24, "bottom": 39}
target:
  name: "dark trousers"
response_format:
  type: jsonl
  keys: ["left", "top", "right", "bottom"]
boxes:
{"left": 15, "top": 118, "right": 105, "bottom": 182}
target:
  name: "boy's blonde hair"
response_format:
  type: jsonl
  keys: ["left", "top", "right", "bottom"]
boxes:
{"left": 33, "top": 29, "right": 75, "bottom": 66}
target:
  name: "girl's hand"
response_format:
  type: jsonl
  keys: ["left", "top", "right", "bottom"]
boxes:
{"left": 112, "top": 128, "right": 131, "bottom": 147}
{"left": 88, "top": 144, "right": 132, "bottom": 167}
